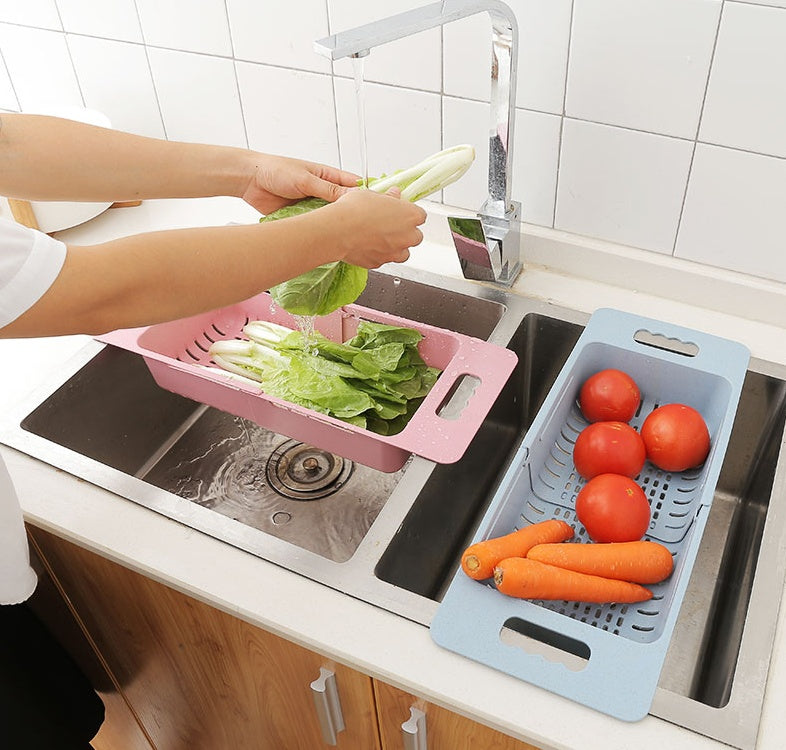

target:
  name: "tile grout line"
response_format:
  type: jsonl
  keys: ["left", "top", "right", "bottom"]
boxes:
{"left": 51, "top": 0, "right": 87, "bottom": 111}
{"left": 671, "top": 0, "right": 728, "bottom": 258}
{"left": 221, "top": 0, "right": 250, "bottom": 150}
{"left": 324, "top": 0, "right": 343, "bottom": 170}
{"left": 130, "top": 0, "right": 167, "bottom": 139}
{"left": 552, "top": 0, "right": 577, "bottom": 231}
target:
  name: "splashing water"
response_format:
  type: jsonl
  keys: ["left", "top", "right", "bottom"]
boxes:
{"left": 295, "top": 314, "right": 319, "bottom": 354}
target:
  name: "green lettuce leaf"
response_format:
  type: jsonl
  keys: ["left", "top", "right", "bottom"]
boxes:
{"left": 258, "top": 145, "right": 476, "bottom": 318}
{"left": 209, "top": 319, "right": 442, "bottom": 436}
{"left": 269, "top": 261, "right": 368, "bottom": 317}
{"left": 260, "top": 198, "right": 368, "bottom": 317}
{"left": 261, "top": 197, "right": 328, "bottom": 218}
{"left": 346, "top": 321, "right": 423, "bottom": 349}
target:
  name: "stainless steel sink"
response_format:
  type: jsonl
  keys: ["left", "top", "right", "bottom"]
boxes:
{"left": 1, "top": 265, "right": 784, "bottom": 750}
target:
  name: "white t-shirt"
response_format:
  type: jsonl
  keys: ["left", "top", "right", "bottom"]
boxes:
{"left": 0, "top": 217, "right": 67, "bottom": 604}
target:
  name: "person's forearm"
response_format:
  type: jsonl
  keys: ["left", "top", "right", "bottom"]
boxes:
{"left": 0, "top": 113, "right": 258, "bottom": 202}
{"left": 0, "top": 211, "right": 348, "bottom": 338}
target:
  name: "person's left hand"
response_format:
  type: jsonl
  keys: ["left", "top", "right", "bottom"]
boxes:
{"left": 241, "top": 154, "right": 361, "bottom": 215}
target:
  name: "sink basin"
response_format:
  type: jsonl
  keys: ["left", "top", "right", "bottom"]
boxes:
{"left": 10, "top": 270, "right": 508, "bottom": 566}
{"left": 1, "top": 265, "right": 784, "bottom": 749}
{"left": 650, "top": 365, "right": 786, "bottom": 747}
{"left": 375, "top": 305, "right": 786, "bottom": 749}
{"left": 375, "top": 313, "right": 583, "bottom": 599}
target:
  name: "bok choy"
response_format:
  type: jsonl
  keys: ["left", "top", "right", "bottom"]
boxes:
{"left": 261, "top": 145, "right": 475, "bottom": 317}
{"left": 208, "top": 319, "right": 440, "bottom": 435}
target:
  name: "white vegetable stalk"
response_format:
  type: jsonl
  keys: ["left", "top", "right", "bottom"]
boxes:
{"left": 241, "top": 321, "right": 293, "bottom": 346}
{"left": 366, "top": 144, "right": 475, "bottom": 202}
{"left": 205, "top": 355, "right": 262, "bottom": 383}
{"left": 208, "top": 330, "right": 291, "bottom": 382}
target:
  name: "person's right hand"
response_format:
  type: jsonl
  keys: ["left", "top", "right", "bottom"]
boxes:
{"left": 323, "top": 187, "right": 427, "bottom": 268}
{"left": 240, "top": 153, "right": 360, "bottom": 215}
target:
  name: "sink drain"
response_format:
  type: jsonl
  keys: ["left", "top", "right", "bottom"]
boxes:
{"left": 266, "top": 439, "right": 353, "bottom": 501}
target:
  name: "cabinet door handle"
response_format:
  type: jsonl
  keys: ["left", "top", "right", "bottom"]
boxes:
{"left": 401, "top": 706, "right": 427, "bottom": 750}
{"left": 310, "top": 667, "right": 345, "bottom": 745}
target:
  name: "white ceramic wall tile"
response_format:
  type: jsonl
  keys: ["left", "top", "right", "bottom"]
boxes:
{"left": 0, "top": 24, "right": 82, "bottom": 111}
{"left": 2, "top": 0, "right": 785, "bottom": 291}
{"left": 441, "top": 97, "right": 489, "bottom": 210}
{"left": 0, "top": 0, "right": 60, "bottom": 29}
{"left": 676, "top": 144, "right": 786, "bottom": 284}
{"left": 67, "top": 35, "right": 163, "bottom": 138}
{"left": 512, "top": 109, "right": 561, "bottom": 227}
{"left": 147, "top": 47, "right": 245, "bottom": 147}
{"left": 741, "top": 0, "right": 786, "bottom": 7}
{"left": 334, "top": 76, "right": 441, "bottom": 181}
{"left": 441, "top": 97, "right": 560, "bottom": 225}
{"left": 443, "top": 0, "right": 571, "bottom": 115}
{"left": 55, "top": 0, "right": 142, "bottom": 43}
{"left": 0, "top": 51, "right": 17, "bottom": 110}
{"left": 443, "top": 14, "right": 489, "bottom": 104}
{"left": 567, "top": 0, "right": 720, "bottom": 139}
{"left": 236, "top": 62, "right": 338, "bottom": 166}
{"left": 700, "top": 2, "right": 786, "bottom": 158}
{"left": 136, "top": 0, "right": 231, "bottom": 56}
{"left": 226, "top": 0, "right": 329, "bottom": 74}
{"left": 510, "top": 0, "right": 572, "bottom": 114}
{"left": 328, "top": 0, "right": 441, "bottom": 92}
{"left": 555, "top": 119, "right": 693, "bottom": 255}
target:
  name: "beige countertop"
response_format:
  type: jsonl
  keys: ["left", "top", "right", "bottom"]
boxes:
{"left": 1, "top": 195, "right": 785, "bottom": 750}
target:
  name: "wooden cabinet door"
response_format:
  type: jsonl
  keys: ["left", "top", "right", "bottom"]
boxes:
{"left": 374, "top": 680, "right": 541, "bottom": 750}
{"left": 27, "top": 532, "right": 154, "bottom": 750}
{"left": 29, "top": 527, "right": 380, "bottom": 750}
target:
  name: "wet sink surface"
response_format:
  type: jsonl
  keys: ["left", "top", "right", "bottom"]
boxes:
{"left": 2, "top": 265, "right": 785, "bottom": 750}
{"left": 15, "top": 269, "right": 508, "bottom": 565}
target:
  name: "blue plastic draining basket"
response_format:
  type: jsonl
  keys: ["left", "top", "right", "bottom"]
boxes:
{"left": 430, "top": 308, "right": 750, "bottom": 721}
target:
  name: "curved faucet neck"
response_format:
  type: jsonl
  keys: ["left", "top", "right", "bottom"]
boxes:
{"left": 314, "top": 1, "right": 518, "bottom": 213}
{"left": 315, "top": 1, "right": 522, "bottom": 286}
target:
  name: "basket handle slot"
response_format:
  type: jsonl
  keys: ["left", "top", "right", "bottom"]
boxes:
{"left": 499, "top": 617, "right": 590, "bottom": 672}
{"left": 633, "top": 328, "right": 699, "bottom": 357}
{"left": 436, "top": 374, "right": 481, "bottom": 420}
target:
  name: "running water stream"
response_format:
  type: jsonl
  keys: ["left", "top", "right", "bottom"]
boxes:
{"left": 351, "top": 54, "right": 369, "bottom": 189}
{"left": 288, "top": 56, "right": 369, "bottom": 347}
{"left": 273, "top": 56, "right": 370, "bottom": 347}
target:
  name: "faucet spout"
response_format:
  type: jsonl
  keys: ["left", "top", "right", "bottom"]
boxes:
{"left": 315, "top": 0, "right": 522, "bottom": 286}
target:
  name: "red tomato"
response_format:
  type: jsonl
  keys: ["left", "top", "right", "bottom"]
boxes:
{"left": 579, "top": 369, "right": 641, "bottom": 423}
{"left": 573, "top": 421, "right": 646, "bottom": 479}
{"left": 640, "top": 403, "right": 710, "bottom": 472}
{"left": 575, "top": 473, "right": 651, "bottom": 543}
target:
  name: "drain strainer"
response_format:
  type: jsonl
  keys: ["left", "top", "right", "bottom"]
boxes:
{"left": 266, "top": 439, "right": 353, "bottom": 500}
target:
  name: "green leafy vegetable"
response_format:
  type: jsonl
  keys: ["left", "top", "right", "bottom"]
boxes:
{"left": 261, "top": 145, "right": 475, "bottom": 317}
{"left": 208, "top": 319, "right": 440, "bottom": 435}
{"left": 268, "top": 258, "right": 368, "bottom": 317}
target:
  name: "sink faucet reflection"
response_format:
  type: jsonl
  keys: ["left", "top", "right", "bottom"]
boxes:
{"left": 314, "top": 0, "right": 522, "bottom": 285}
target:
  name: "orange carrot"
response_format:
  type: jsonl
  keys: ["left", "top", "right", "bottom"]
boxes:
{"left": 461, "top": 519, "right": 574, "bottom": 580}
{"left": 493, "top": 557, "right": 653, "bottom": 603}
{"left": 527, "top": 540, "right": 674, "bottom": 584}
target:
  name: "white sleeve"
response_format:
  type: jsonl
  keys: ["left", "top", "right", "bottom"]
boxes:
{"left": 0, "top": 218, "right": 67, "bottom": 603}
{"left": 0, "top": 456, "right": 38, "bottom": 604}
{"left": 0, "top": 217, "right": 67, "bottom": 327}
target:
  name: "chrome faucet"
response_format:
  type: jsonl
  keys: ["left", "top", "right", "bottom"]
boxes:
{"left": 314, "top": 0, "right": 522, "bottom": 286}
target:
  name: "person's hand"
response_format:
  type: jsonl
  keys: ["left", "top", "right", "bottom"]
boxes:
{"left": 241, "top": 154, "right": 360, "bottom": 214}
{"left": 322, "top": 187, "right": 427, "bottom": 268}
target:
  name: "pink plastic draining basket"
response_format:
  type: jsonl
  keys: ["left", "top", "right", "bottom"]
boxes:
{"left": 98, "top": 292, "right": 518, "bottom": 472}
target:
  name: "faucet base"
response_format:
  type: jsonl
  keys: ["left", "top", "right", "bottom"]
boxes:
{"left": 448, "top": 200, "right": 522, "bottom": 286}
